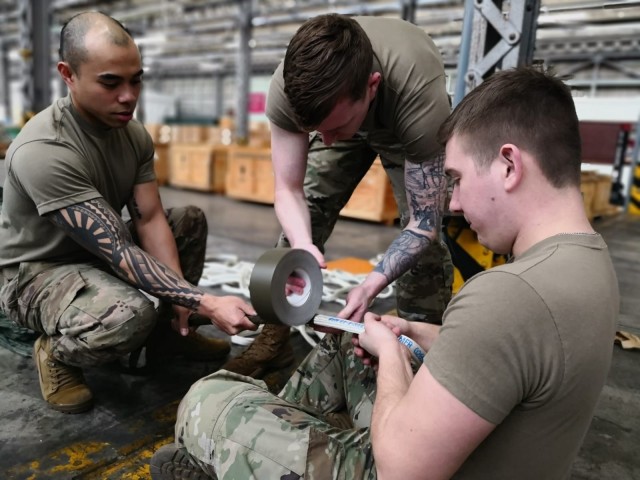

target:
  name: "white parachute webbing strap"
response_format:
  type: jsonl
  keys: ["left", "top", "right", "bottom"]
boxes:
{"left": 198, "top": 254, "right": 395, "bottom": 347}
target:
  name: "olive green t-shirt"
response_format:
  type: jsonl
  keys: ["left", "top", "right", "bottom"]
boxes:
{"left": 0, "top": 95, "right": 155, "bottom": 269}
{"left": 266, "top": 16, "right": 450, "bottom": 163}
{"left": 426, "top": 234, "right": 619, "bottom": 479}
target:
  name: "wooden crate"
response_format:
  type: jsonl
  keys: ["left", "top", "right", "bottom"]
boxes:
{"left": 168, "top": 143, "right": 227, "bottom": 192}
{"left": 248, "top": 121, "right": 271, "bottom": 148}
{"left": 225, "top": 156, "right": 255, "bottom": 198}
{"left": 225, "top": 146, "right": 274, "bottom": 204}
{"left": 592, "top": 174, "right": 613, "bottom": 216}
{"left": 340, "top": 159, "right": 398, "bottom": 225}
{"left": 580, "top": 172, "right": 597, "bottom": 221}
{"left": 203, "top": 127, "right": 233, "bottom": 146}
{"left": 170, "top": 125, "right": 207, "bottom": 144}
{"left": 144, "top": 123, "right": 162, "bottom": 143}
{"left": 145, "top": 123, "right": 173, "bottom": 145}
{"left": 154, "top": 143, "right": 169, "bottom": 186}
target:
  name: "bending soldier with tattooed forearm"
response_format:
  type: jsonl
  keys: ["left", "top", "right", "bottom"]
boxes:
{"left": 0, "top": 12, "right": 255, "bottom": 414}
{"left": 220, "top": 13, "right": 453, "bottom": 379}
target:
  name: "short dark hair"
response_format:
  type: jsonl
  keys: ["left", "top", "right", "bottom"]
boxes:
{"left": 59, "top": 11, "right": 133, "bottom": 73}
{"left": 438, "top": 67, "right": 582, "bottom": 188}
{"left": 283, "top": 14, "right": 373, "bottom": 131}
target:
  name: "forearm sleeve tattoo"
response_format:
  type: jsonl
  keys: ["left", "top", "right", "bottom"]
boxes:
{"left": 374, "top": 152, "right": 446, "bottom": 282}
{"left": 48, "top": 198, "right": 202, "bottom": 310}
{"left": 374, "top": 230, "right": 432, "bottom": 281}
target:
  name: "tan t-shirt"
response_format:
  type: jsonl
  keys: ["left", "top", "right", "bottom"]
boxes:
{"left": 266, "top": 16, "right": 450, "bottom": 163}
{"left": 0, "top": 95, "right": 155, "bottom": 268}
{"left": 426, "top": 234, "right": 619, "bottom": 479}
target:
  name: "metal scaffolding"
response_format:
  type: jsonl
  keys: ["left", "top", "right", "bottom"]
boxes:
{"left": 454, "top": 0, "right": 541, "bottom": 104}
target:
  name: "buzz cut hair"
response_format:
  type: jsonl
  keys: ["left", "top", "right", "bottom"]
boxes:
{"left": 59, "top": 11, "right": 134, "bottom": 73}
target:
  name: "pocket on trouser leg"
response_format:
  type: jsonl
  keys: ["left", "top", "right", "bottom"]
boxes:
{"left": 17, "top": 268, "right": 87, "bottom": 335}
{"left": 306, "top": 428, "right": 376, "bottom": 480}
{"left": 53, "top": 271, "right": 157, "bottom": 366}
{"left": 78, "top": 301, "right": 156, "bottom": 355}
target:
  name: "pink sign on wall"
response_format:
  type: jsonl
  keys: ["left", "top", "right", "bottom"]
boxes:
{"left": 248, "top": 92, "right": 266, "bottom": 113}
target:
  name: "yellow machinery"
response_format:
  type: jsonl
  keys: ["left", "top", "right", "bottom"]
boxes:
{"left": 444, "top": 216, "right": 508, "bottom": 294}
{"left": 629, "top": 165, "right": 640, "bottom": 216}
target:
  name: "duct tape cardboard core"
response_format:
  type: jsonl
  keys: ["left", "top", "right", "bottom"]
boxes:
{"left": 249, "top": 248, "right": 323, "bottom": 327}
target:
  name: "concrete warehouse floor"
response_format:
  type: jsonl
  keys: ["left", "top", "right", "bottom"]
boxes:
{"left": 0, "top": 180, "right": 638, "bottom": 479}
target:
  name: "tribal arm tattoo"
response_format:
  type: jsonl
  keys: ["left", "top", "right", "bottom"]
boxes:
{"left": 374, "top": 152, "right": 446, "bottom": 283}
{"left": 48, "top": 198, "right": 203, "bottom": 310}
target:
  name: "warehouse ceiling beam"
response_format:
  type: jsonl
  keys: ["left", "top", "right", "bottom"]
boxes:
{"left": 567, "top": 78, "right": 640, "bottom": 86}
{"left": 551, "top": 54, "right": 640, "bottom": 94}
{"left": 602, "top": 59, "right": 640, "bottom": 78}
{"left": 0, "top": 0, "right": 639, "bottom": 98}
{"left": 541, "top": 0, "right": 640, "bottom": 12}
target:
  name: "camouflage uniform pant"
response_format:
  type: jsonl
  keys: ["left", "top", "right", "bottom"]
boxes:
{"left": 278, "top": 133, "right": 453, "bottom": 324}
{"left": 176, "top": 333, "right": 377, "bottom": 479}
{"left": 0, "top": 206, "right": 207, "bottom": 367}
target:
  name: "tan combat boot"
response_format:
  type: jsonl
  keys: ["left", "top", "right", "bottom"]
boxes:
{"left": 34, "top": 336, "right": 94, "bottom": 414}
{"left": 220, "top": 323, "right": 294, "bottom": 378}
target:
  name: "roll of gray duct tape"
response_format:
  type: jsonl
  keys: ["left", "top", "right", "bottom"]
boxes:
{"left": 249, "top": 248, "right": 323, "bottom": 327}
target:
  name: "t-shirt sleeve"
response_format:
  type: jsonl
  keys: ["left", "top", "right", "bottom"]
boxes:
{"left": 134, "top": 122, "right": 157, "bottom": 185}
{"left": 265, "top": 62, "right": 303, "bottom": 133}
{"left": 425, "top": 271, "right": 564, "bottom": 425}
{"left": 9, "top": 142, "right": 102, "bottom": 215}
{"left": 394, "top": 74, "right": 451, "bottom": 164}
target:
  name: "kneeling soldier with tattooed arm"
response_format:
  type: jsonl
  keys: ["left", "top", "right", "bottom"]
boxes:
{"left": 0, "top": 12, "right": 256, "bottom": 414}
